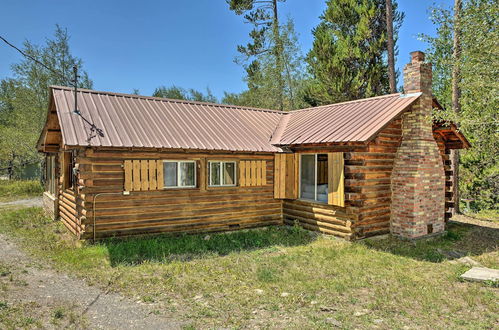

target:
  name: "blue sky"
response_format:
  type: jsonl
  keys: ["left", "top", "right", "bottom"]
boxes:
{"left": 0, "top": 0, "right": 453, "bottom": 100}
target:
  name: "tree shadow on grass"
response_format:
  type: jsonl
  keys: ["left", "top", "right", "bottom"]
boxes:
{"left": 360, "top": 220, "right": 499, "bottom": 263}
{"left": 102, "top": 225, "right": 317, "bottom": 267}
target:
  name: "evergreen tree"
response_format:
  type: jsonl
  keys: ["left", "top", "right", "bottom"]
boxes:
{"left": 223, "top": 18, "right": 307, "bottom": 110}
{"left": 305, "top": 0, "right": 404, "bottom": 106}
{"left": 153, "top": 85, "right": 218, "bottom": 103}
{"left": 227, "top": 1, "right": 305, "bottom": 110}
{"left": 386, "top": 0, "right": 397, "bottom": 93}
{"left": 422, "top": 0, "right": 498, "bottom": 210}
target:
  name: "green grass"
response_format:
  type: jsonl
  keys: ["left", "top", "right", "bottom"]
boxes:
{"left": 0, "top": 180, "right": 42, "bottom": 202}
{"left": 464, "top": 209, "right": 499, "bottom": 222}
{"left": 0, "top": 206, "right": 497, "bottom": 328}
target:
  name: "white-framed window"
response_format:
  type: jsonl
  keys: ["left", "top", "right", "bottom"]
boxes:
{"left": 299, "top": 153, "right": 328, "bottom": 203}
{"left": 163, "top": 160, "right": 196, "bottom": 188}
{"left": 208, "top": 161, "right": 237, "bottom": 187}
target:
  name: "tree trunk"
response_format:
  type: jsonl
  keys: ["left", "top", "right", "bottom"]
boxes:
{"left": 452, "top": 0, "right": 462, "bottom": 214}
{"left": 386, "top": 0, "right": 396, "bottom": 93}
{"left": 272, "top": 0, "right": 285, "bottom": 111}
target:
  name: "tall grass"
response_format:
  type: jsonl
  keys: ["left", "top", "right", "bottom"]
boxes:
{"left": 0, "top": 180, "right": 43, "bottom": 200}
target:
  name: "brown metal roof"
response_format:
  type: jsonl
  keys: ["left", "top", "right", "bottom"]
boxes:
{"left": 273, "top": 93, "right": 421, "bottom": 146}
{"left": 51, "top": 86, "right": 283, "bottom": 152}
{"left": 49, "top": 86, "right": 421, "bottom": 152}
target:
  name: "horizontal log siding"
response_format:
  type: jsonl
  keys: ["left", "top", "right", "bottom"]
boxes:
{"left": 78, "top": 149, "right": 281, "bottom": 239}
{"left": 346, "top": 119, "right": 402, "bottom": 238}
{"left": 283, "top": 200, "right": 354, "bottom": 239}
{"left": 434, "top": 133, "right": 454, "bottom": 221}
{"left": 58, "top": 188, "right": 83, "bottom": 238}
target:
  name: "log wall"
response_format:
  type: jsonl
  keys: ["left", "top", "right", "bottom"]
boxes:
{"left": 434, "top": 133, "right": 455, "bottom": 221}
{"left": 76, "top": 148, "right": 281, "bottom": 239}
{"left": 282, "top": 119, "right": 403, "bottom": 240}
{"left": 347, "top": 119, "right": 403, "bottom": 238}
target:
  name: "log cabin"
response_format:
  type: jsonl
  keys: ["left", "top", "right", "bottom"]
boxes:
{"left": 37, "top": 51, "right": 469, "bottom": 241}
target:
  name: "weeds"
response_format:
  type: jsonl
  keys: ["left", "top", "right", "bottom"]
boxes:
{"left": 0, "top": 180, "right": 42, "bottom": 201}
{"left": 0, "top": 206, "right": 497, "bottom": 328}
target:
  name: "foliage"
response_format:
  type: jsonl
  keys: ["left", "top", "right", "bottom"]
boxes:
{"left": 152, "top": 85, "right": 217, "bottom": 103}
{"left": 421, "top": 0, "right": 498, "bottom": 210}
{"left": 304, "top": 0, "right": 404, "bottom": 106}
{"left": 226, "top": 1, "right": 306, "bottom": 110}
{"left": 0, "top": 180, "right": 43, "bottom": 201}
{"left": 0, "top": 207, "right": 497, "bottom": 328}
{"left": 0, "top": 25, "right": 92, "bottom": 178}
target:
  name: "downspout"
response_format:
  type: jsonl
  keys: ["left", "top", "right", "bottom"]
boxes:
{"left": 92, "top": 191, "right": 129, "bottom": 241}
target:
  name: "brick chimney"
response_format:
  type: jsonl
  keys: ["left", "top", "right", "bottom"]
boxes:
{"left": 390, "top": 51, "right": 446, "bottom": 239}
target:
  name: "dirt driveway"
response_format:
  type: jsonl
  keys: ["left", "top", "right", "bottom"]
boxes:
{"left": 0, "top": 232, "right": 182, "bottom": 329}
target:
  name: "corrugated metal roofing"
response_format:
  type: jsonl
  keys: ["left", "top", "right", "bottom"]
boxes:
{"left": 50, "top": 86, "right": 421, "bottom": 152}
{"left": 52, "top": 86, "right": 284, "bottom": 152}
{"left": 273, "top": 93, "right": 421, "bottom": 146}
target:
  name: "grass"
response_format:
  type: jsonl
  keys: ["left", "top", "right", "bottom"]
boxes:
{"left": 0, "top": 207, "right": 497, "bottom": 328}
{"left": 463, "top": 209, "right": 499, "bottom": 223}
{"left": 0, "top": 180, "right": 43, "bottom": 202}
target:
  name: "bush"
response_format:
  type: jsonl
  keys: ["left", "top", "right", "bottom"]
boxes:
{"left": 0, "top": 180, "right": 43, "bottom": 198}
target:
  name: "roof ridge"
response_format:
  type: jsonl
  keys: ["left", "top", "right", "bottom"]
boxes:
{"left": 49, "top": 85, "right": 286, "bottom": 114}
{"left": 287, "top": 93, "right": 403, "bottom": 114}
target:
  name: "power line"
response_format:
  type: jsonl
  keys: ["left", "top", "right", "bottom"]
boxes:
{"left": 0, "top": 35, "right": 75, "bottom": 87}
{"left": 1, "top": 34, "right": 104, "bottom": 140}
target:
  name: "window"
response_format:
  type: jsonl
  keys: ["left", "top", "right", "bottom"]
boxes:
{"left": 163, "top": 160, "right": 196, "bottom": 188}
{"left": 63, "top": 151, "right": 77, "bottom": 190}
{"left": 45, "top": 154, "right": 56, "bottom": 195}
{"left": 300, "top": 154, "right": 328, "bottom": 203}
{"left": 209, "top": 161, "right": 236, "bottom": 187}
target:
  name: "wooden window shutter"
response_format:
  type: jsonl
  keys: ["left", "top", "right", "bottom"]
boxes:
{"left": 239, "top": 160, "right": 267, "bottom": 187}
{"left": 328, "top": 152, "right": 345, "bottom": 207}
{"left": 274, "top": 153, "right": 297, "bottom": 199}
{"left": 124, "top": 159, "right": 164, "bottom": 191}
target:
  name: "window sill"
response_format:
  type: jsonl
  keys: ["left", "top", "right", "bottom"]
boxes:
{"left": 298, "top": 198, "right": 329, "bottom": 205}
{"left": 162, "top": 187, "right": 198, "bottom": 191}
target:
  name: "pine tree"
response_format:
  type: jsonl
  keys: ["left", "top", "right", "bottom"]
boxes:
{"left": 153, "top": 85, "right": 217, "bottom": 103}
{"left": 451, "top": 0, "right": 462, "bottom": 214}
{"left": 305, "top": 0, "right": 404, "bottom": 106}
{"left": 422, "top": 0, "right": 498, "bottom": 211}
{"left": 386, "top": 0, "right": 397, "bottom": 93}
{"left": 227, "top": 0, "right": 306, "bottom": 111}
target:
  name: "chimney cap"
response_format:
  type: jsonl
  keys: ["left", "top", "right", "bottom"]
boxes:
{"left": 410, "top": 51, "right": 425, "bottom": 63}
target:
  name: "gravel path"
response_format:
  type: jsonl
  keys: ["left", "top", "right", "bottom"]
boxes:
{"left": 0, "top": 233, "right": 182, "bottom": 329}
{"left": 0, "top": 197, "right": 43, "bottom": 207}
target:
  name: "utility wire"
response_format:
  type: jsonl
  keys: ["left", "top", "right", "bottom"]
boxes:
{"left": 0, "top": 35, "right": 75, "bottom": 87}
{"left": 1, "top": 34, "right": 104, "bottom": 140}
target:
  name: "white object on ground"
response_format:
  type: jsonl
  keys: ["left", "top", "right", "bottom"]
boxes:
{"left": 461, "top": 267, "right": 499, "bottom": 282}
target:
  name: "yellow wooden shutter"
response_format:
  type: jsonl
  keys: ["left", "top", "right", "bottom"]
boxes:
{"left": 148, "top": 160, "right": 157, "bottom": 190}
{"left": 328, "top": 152, "right": 345, "bottom": 207}
{"left": 274, "top": 153, "right": 297, "bottom": 199}
{"left": 124, "top": 160, "right": 133, "bottom": 191}
{"left": 124, "top": 159, "right": 164, "bottom": 191}
{"left": 239, "top": 160, "right": 268, "bottom": 187}
{"left": 156, "top": 160, "right": 164, "bottom": 188}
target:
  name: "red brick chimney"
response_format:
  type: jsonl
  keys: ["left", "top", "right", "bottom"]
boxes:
{"left": 390, "top": 51, "right": 446, "bottom": 239}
